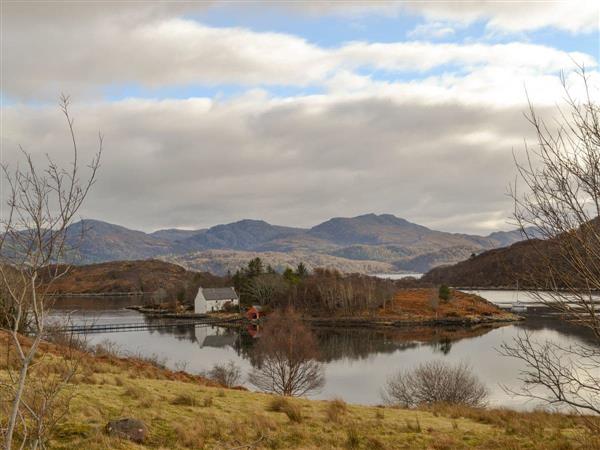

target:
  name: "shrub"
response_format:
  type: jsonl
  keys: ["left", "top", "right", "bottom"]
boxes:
{"left": 268, "top": 397, "right": 303, "bottom": 423}
{"left": 382, "top": 360, "right": 488, "bottom": 408}
{"left": 438, "top": 285, "right": 452, "bottom": 302}
{"left": 207, "top": 361, "right": 242, "bottom": 388}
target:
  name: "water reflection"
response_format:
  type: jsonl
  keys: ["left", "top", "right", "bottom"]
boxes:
{"left": 49, "top": 297, "right": 599, "bottom": 408}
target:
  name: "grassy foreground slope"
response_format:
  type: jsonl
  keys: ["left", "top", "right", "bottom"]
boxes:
{"left": 3, "top": 334, "right": 597, "bottom": 450}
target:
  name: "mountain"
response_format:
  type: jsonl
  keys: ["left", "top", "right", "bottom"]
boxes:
{"left": 65, "top": 219, "right": 174, "bottom": 262}
{"left": 181, "top": 219, "right": 304, "bottom": 251}
{"left": 55, "top": 214, "right": 528, "bottom": 274}
{"left": 308, "top": 214, "right": 428, "bottom": 245}
{"left": 149, "top": 228, "right": 203, "bottom": 242}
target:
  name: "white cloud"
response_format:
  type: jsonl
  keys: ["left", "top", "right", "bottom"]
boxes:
{"left": 2, "top": 9, "right": 595, "bottom": 104}
{"left": 408, "top": 22, "right": 455, "bottom": 39}
{"left": 279, "top": 0, "right": 599, "bottom": 33}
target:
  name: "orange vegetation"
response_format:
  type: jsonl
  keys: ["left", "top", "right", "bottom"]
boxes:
{"left": 379, "top": 288, "right": 512, "bottom": 321}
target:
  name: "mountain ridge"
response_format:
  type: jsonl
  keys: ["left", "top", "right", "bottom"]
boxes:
{"left": 61, "top": 214, "right": 527, "bottom": 274}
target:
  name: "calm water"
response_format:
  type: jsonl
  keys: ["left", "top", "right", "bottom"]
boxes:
{"left": 49, "top": 293, "right": 598, "bottom": 409}
{"left": 373, "top": 273, "right": 423, "bottom": 280}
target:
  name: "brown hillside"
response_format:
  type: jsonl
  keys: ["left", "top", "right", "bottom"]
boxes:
{"left": 421, "top": 237, "right": 565, "bottom": 288}
{"left": 42, "top": 259, "right": 227, "bottom": 295}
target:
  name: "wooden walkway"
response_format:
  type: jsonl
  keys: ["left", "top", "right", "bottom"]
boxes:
{"left": 55, "top": 317, "right": 241, "bottom": 334}
{"left": 48, "top": 291, "right": 150, "bottom": 297}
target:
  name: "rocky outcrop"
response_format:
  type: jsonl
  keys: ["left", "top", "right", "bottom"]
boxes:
{"left": 106, "top": 418, "right": 147, "bottom": 443}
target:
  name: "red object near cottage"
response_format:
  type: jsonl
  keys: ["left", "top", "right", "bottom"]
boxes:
{"left": 246, "top": 305, "right": 263, "bottom": 321}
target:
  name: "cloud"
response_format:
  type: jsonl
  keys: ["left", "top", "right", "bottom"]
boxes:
{"left": 1, "top": 1, "right": 596, "bottom": 235}
{"left": 408, "top": 22, "right": 455, "bottom": 39}
{"left": 277, "top": 0, "right": 599, "bottom": 33}
{"left": 2, "top": 9, "right": 595, "bottom": 102}
{"left": 2, "top": 90, "right": 544, "bottom": 234}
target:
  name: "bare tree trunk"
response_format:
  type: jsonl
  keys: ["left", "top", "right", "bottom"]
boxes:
{"left": 1, "top": 95, "right": 101, "bottom": 448}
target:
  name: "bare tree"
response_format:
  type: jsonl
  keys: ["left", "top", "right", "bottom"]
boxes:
{"left": 248, "top": 309, "right": 324, "bottom": 397}
{"left": 0, "top": 95, "right": 101, "bottom": 449}
{"left": 503, "top": 64, "right": 600, "bottom": 419}
{"left": 382, "top": 360, "right": 488, "bottom": 408}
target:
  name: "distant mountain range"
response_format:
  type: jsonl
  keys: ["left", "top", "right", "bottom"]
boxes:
{"left": 64, "top": 214, "right": 527, "bottom": 275}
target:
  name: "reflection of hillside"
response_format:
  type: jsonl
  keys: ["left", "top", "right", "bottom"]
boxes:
{"left": 311, "top": 324, "right": 506, "bottom": 362}
{"left": 50, "top": 295, "right": 148, "bottom": 311}
{"left": 516, "top": 314, "right": 599, "bottom": 347}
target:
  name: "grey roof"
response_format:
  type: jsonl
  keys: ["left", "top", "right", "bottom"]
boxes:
{"left": 202, "top": 287, "right": 238, "bottom": 301}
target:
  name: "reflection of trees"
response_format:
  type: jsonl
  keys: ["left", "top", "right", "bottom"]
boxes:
{"left": 248, "top": 310, "right": 324, "bottom": 396}
{"left": 431, "top": 337, "right": 452, "bottom": 355}
{"left": 233, "top": 323, "right": 504, "bottom": 363}
{"left": 312, "top": 328, "right": 418, "bottom": 362}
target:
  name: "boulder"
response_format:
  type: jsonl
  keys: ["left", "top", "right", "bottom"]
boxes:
{"left": 106, "top": 418, "right": 147, "bottom": 443}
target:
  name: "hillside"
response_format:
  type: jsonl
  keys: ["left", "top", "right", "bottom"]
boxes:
{"left": 42, "top": 259, "right": 226, "bottom": 295}
{"left": 1, "top": 332, "right": 593, "bottom": 450}
{"left": 163, "top": 249, "right": 396, "bottom": 275}
{"left": 55, "top": 214, "right": 527, "bottom": 274}
{"left": 422, "top": 238, "right": 560, "bottom": 288}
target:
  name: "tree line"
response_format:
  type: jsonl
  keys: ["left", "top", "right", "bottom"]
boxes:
{"left": 231, "top": 257, "right": 396, "bottom": 315}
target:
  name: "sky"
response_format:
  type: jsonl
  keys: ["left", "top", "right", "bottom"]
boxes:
{"left": 1, "top": 1, "right": 599, "bottom": 234}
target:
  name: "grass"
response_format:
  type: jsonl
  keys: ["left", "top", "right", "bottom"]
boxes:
{"left": 2, "top": 332, "right": 599, "bottom": 449}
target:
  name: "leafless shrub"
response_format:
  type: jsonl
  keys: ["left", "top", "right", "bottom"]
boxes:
{"left": 382, "top": 360, "right": 488, "bottom": 408}
{"left": 248, "top": 309, "right": 324, "bottom": 397}
{"left": 207, "top": 360, "right": 242, "bottom": 388}
{"left": 500, "top": 333, "right": 600, "bottom": 415}
{"left": 505, "top": 65, "right": 600, "bottom": 422}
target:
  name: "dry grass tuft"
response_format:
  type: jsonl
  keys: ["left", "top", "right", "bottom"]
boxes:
{"left": 122, "top": 383, "right": 148, "bottom": 398}
{"left": 171, "top": 393, "right": 198, "bottom": 407}
{"left": 325, "top": 398, "right": 348, "bottom": 423}
{"left": 345, "top": 426, "right": 361, "bottom": 449}
{"left": 268, "top": 397, "right": 303, "bottom": 423}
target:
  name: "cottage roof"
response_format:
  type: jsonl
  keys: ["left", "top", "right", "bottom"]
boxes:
{"left": 201, "top": 287, "right": 238, "bottom": 301}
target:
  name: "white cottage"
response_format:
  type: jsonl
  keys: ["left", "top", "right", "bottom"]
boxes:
{"left": 194, "top": 287, "right": 239, "bottom": 314}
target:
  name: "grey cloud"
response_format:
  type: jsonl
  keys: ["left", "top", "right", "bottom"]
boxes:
{"left": 2, "top": 95, "right": 539, "bottom": 234}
